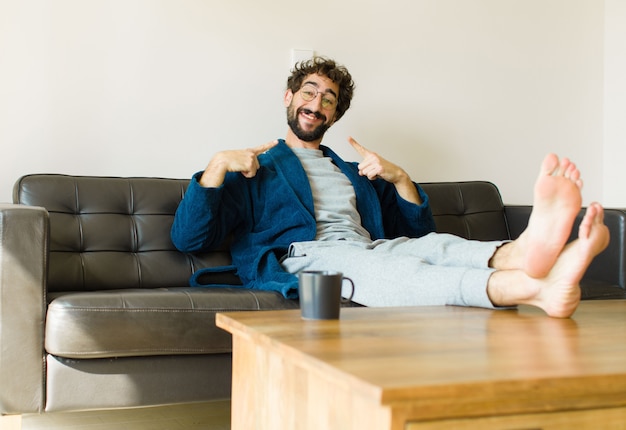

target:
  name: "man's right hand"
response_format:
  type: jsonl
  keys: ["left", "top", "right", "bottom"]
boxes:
{"left": 199, "top": 140, "right": 278, "bottom": 187}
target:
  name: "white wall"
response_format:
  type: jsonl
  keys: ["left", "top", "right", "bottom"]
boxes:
{"left": 0, "top": 0, "right": 615, "bottom": 206}
{"left": 604, "top": 0, "right": 626, "bottom": 207}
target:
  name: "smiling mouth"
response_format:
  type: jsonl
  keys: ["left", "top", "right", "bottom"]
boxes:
{"left": 299, "top": 108, "right": 326, "bottom": 122}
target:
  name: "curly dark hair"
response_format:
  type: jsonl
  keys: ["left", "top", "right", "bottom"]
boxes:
{"left": 287, "top": 57, "right": 355, "bottom": 122}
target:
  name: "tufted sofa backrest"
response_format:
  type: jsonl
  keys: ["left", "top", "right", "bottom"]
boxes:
{"left": 14, "top": 174, "right": 237, "bottom": 293}
{"left": 13, "top": 175, "right": 510, "bottom": 293}
{"left": 421, "top": 181, "right": 511, "bottom": 242}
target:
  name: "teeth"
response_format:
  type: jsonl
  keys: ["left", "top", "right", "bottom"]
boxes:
{"left": 298, "top": 108, "right": 324, "bottom": 122}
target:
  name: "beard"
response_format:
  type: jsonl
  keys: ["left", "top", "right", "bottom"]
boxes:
{"left": 286, "top": 105, "right": 331, "bottom": 142}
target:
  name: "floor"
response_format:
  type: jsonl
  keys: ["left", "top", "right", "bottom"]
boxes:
{"left": 19, "top": 400, "right": 231, "bottom": 430}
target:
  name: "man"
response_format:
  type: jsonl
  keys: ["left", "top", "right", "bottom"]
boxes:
{"left": 171, "top": 57, "right": 609, "bottom": 318}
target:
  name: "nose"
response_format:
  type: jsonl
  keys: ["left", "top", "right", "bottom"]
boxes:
{"left": 307, "top": 93, "right": 324, "bottom": 110}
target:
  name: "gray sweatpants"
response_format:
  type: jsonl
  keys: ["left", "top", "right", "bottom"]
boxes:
{"left": 281, "top": 232, "right": 504, "bottom": 309}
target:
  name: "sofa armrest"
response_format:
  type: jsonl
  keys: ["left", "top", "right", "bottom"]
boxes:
{"left": 505, "top": 205, "right": 626, "bottom": 299}
{"left": 0, "top": 204, "right": 48, "bottom": 414}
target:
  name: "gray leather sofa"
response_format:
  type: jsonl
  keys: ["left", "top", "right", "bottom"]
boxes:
{"left": 1, "top": 174, "right": 625, "bottom": 419}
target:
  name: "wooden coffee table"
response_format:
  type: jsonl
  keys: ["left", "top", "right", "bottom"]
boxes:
{"left": 217, "top": 301, "right": 626, "bottom": 429}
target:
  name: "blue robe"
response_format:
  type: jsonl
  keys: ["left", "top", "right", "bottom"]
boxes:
{"left": 170, "top": 140, "right": 435, "bottom": 298}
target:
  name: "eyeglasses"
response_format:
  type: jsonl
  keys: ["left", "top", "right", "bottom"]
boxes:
{"left": 298, "top": 84, "right": 337, "bottom": 109}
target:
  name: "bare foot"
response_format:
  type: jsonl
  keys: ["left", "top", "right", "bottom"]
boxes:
{"left": 520, "top": 153, "right": 583, "bottom": 278}
{"left": 525, "top": 202, "right": 609, "bottom": 318}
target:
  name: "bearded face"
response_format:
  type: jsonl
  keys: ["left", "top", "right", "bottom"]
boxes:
{"left": 286, "top": 104, "right": 332, "bottom": 142}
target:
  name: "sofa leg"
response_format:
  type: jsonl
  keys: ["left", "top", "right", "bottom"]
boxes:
{"left": 0, "top": 414, "right": 22, "bottom": 430}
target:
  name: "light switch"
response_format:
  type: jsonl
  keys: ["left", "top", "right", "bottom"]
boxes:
{"left": 290, "top": 49, "right": 314, "bottom": 67}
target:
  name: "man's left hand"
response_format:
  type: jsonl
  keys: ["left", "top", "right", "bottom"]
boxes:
{"left": 348, "top": 136, "right": 422, "bottom": 205}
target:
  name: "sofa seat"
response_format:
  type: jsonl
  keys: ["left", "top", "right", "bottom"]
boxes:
{"left": 46, "top": 288, "right": 299, "bottom": 359}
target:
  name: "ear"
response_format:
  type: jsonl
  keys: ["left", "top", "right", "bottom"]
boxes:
{"left": 284, "top": 89, "right": 294, "bottom": 107}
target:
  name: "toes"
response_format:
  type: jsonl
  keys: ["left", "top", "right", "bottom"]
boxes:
{"left": 541, "top": 153, "right": 583, "bottom": 188}
{"left": 540, "top": 153, "right": 560, "bottom": 176}
{"left": 575, "top": 178, "right": 583, "bottom": 190}
{"left": 557, "top": 157, "right": 571, "bottom": 177}
{"left": 578, "top": 203, "right": 609, "bottom": 247}
{"left": 578, "top": 205, "right": 597, "bottom": 239}
{"left": 564, "top": 162, "right": 579, "bottom": 181}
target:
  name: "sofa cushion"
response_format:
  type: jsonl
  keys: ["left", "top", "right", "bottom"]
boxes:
{"left": 45, "top": 288, "right": 299, "bottom": 359}
{"left": 421, "top": 181, "right": 511, "bottom": 241}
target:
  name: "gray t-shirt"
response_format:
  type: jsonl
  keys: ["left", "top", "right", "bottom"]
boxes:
{"left": 292, "top": 147, "right": 371, "bottom": 243}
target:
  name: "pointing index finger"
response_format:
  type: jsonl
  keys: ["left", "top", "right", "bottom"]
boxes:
{"left": 348, "top": 136, "right": 368, "bottom": 157}
{"left": 251, "top": 140, "right": 279, "bottom": 155}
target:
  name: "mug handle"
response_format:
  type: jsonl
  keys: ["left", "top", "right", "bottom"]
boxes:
{"left": 341, "top": 277, "right": 356, "bottom": 303}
